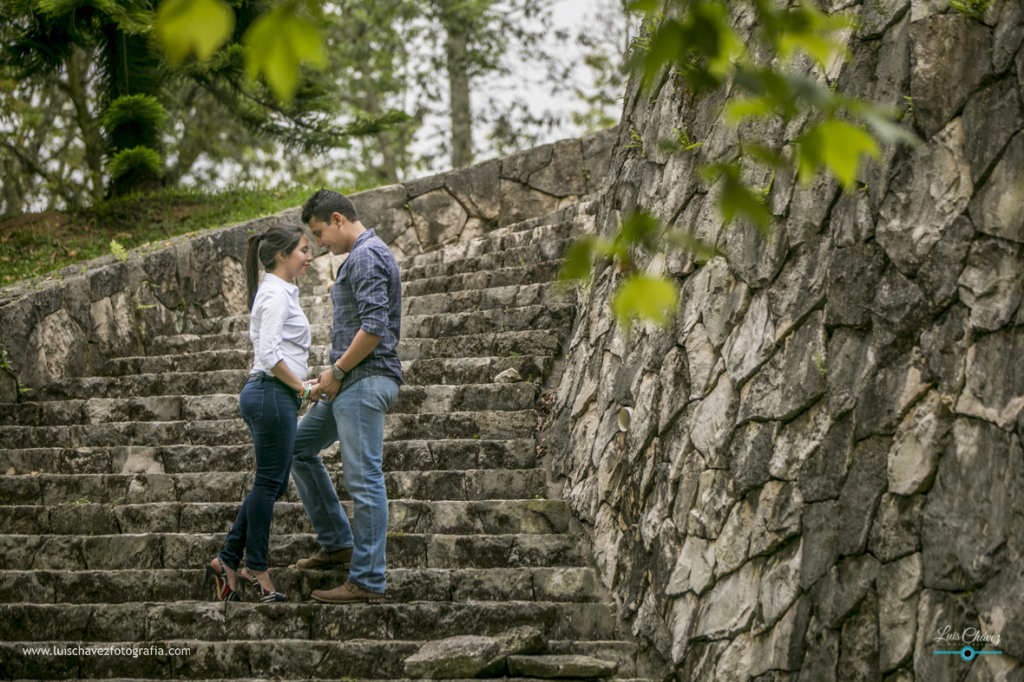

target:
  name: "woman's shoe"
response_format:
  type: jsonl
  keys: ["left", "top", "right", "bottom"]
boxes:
{"left": 203, "top": 559, "right": 240, "bottom": 602}
{"left": 240, "top": 567, "right": 287, "bottom": 603}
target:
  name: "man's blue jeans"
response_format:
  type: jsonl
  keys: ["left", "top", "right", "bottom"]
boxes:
{"left": 291, "top": 375, "right": 399, "bottom": 593}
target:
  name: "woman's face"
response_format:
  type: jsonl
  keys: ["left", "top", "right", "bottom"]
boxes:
{"left": 275, "top": 235, "right": 314, "bottom": 282}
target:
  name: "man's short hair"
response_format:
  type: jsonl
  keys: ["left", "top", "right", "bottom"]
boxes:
{"left": 301, "top": 188, "right": 358, "bottom": 225}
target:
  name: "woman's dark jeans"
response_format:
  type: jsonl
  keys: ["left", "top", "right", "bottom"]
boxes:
{"left": 218, "top": 374, "right": 298, "bottom": 572}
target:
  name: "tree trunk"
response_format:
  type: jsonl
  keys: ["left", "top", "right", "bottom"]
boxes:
{"left": 65, "top": 49, "right": 106, "bottom": 203}
{"left": 445, "top": 28, "right": 472, "bottom": 168}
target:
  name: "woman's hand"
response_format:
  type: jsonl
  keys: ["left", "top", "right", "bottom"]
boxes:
{"left": 302, "top": 380, "right": 321, "bottom": 401}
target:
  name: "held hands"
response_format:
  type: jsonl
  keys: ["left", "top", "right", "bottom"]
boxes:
{"left": 315, "top": 368, "right": 341, "bottom": 403}
{"left": 299, "top": 380, "right": 321, "bottom": 401}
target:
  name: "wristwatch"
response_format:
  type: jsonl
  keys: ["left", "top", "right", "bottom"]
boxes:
{"left": 331, "top": 361, "right": 348, "bottom": 381}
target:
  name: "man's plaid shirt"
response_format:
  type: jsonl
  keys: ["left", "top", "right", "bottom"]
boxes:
{"left": 329, "top": 228, "right": 404, "bottom": 391}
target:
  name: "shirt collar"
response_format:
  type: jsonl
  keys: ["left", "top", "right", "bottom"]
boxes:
{"left": 351, "top": 228, "right": 376, "bottom": 252}
{"left": 263, "top": 272, "right": 299, "bottom": 295}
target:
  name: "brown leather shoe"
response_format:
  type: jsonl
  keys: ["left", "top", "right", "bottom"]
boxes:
{"left": 311, "top": 580, "right": 384, "bottom": 604}
{"left": 295, "top": 547, "right": 352, "bottom": 570}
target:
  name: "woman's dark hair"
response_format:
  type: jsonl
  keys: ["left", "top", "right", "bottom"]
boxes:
{"left": 245, "top": 223, "right": 305, "bottom": 310}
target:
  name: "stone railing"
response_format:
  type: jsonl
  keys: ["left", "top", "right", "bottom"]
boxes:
{"left": 0, "top": 128, "right": 616, "bottom": 396}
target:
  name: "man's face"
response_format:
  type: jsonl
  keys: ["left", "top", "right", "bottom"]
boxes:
{"left": 308, "top": 213, "right": 348, "bottom": 255}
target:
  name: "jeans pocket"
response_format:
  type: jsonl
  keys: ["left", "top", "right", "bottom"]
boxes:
{"left": 239, "top": 382, "right": 265, "bottom": 423}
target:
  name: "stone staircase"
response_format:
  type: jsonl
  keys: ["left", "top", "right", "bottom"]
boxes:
{"left": 0, "top": 201, "right": 649, "bottom": 681}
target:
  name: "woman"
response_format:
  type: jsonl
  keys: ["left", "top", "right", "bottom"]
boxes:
{"left": 203, "top": 223, "right": 317, "bottom": 603}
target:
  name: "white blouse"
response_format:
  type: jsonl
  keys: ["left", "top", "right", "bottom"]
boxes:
{"left": 249, "top": 273, "right": 311, "bottom": 380}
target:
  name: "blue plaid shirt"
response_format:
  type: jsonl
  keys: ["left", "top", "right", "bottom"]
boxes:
{"left": 330, "top": 229, "right": 403, "bottom": 391}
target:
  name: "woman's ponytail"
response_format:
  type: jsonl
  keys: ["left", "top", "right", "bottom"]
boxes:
{"left": 245, "top": 232, "right": 266, "bottom": 311}
{"left": 244, "top": 223, "right": 305, "bottom": 310}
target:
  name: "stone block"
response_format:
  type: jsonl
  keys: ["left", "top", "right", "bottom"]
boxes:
{"left": 878, "top": 553, "right": 923, "bottom": 672}
{"left": 446, "top": 158, "right": 500, "bottom": 223}
{"left": 957, "top": 236, "right": 1024, "bottom": 331}
{"left": 695, "top": 559, "right": 763, "bottom": 639}
{"left": 910, "top": 14, "right": 993, "bottom": 138}
{"left": 500, "top": 179, "right": 561, "bottom": 228}
{"left": 963, "top": 79, "right": 1023, "bottom": 185}
{"left": 508, "top": 654, "right": 617, "bottom": 678}
{"left": 766, "top": 235, "right": 831, "bottom": 341}
{"left": 837, "top": 436, "right": 889, "bottom": 557}
{"left": 729, "top": 420, "right": 781, "bottom": 495}
{"left": 869, "top": 493, "right": 924, "bottom": 564}
{"left": 351, "top": 183, "right": 412, "bottom": 246}
{"left": 529, "top": 139, "right": 586, "bottom": 198}
{"left": 738, "top": 311, "right": 827, "bottom": 424}
{"left": 877, "top": 116, "right": 972, "bottom": 275}
{"left": 923, "top": 418, "right": 1020, "bottom": 590}
{"left": 811, "top": 553, "right": 881, "bottom": 630}
{"left": 839, "top": 587, "right": 880, "bottom": 682}
{"left": 888, "top": 391, "right": 952, "bottom": 496}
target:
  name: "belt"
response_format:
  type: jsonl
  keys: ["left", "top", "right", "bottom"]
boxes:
{"left": 246, "top": 372, "right": 292, "bottom": 390}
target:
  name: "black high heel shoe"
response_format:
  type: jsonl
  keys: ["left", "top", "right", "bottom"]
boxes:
{"left": 203, "top": 559, "right": 240, "bottom": 602}
{"left": 240, "top": 567, "right": 287, "bottom": 603}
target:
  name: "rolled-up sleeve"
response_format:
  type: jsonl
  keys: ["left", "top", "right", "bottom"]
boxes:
{"left": 255, "top": 289, "right": 288, "bottom": 370}
{"left": 350, "top": 251, "right": 390, "bottom": 338}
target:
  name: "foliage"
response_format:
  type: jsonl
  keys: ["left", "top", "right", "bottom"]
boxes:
{"left": 0, "top": 0, "right": 404, "bottom": 204}
{"left": 109, "top": 239, "right": 128, "bottom": 262}
{"left": 946, "top": 0, "right": 993, "bottom": 19}
{"left": 0, "top": 185, "right": 331, "bottom": 284}
{"left": 561, "top": 0, "right": 917, "bottom": 327}
{"left": 107, "top": 146, "right": 164, "bottom": 181}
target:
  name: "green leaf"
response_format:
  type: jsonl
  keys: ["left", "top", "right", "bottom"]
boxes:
{"left": 724, "top": 97, "right": 775, "bottom": 124}
{"left": 243, "top": 6, "right": 327, "bottom": 103}
{"left": 107, "top": 146, "right": 164, "bottom": 180}
{"left": 798, "top": 119, "right": 881, "bottom": 190}
{"left": 720, "top": 172, "right": 774, "bottom": 235}
{"left": 662, "top": 230, "right": 722, "bottom": 261}
{"left": 154, "top": 0, "right": 235, "bottom": 64}
{"left": 560, "top": 236, "right": 599, "bottom": 282}
{"left": 627, "top": 0, "right": 659, "bottom": 13}
{"left": 616, "top": 211, "right": 661, "bottom": 250}
{"left": 611, "top": 275, "right": 679, "bottom": 328}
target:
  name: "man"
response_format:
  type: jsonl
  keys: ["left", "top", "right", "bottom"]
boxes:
{"left": 290, "top": 188, "right": 403, "bottom": 604}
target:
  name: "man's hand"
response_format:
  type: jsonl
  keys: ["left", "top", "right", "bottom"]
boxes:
{"left": 316, "top": 368, "right": 341, "bottom": 402}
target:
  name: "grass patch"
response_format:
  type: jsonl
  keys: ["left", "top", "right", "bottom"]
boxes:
{"left": 0, "top": 185, "right": 347, "bottom": 285}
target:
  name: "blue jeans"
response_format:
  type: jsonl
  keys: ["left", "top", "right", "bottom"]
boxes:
{"left": 292, "top": 375, "right": 399, "bottom": 593}
{"left": 219, "top": 375, "right": 298, "bottom": 572}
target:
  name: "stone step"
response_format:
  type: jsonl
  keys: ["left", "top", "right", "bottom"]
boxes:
{"left": 0, "top": 532, "right": 584, "bottom": 570}
{"left": 401, "top": 355, "right": 552, "bottom": 385}
{"left": 4, "top": 498, "right": 567, "bottom": 536}
{"left": 137, "top": 325, "right": 569, "bottom": 364}
{"left": 400, "top": 239, "right": 571, "bottom": 283}
{"left": 0, "top": 469, "right": 547, "bottom": 506}
{"left": 180, "top": 301, "right": 574, "bottom": 340}
{"left": 0, "top": 599, "right": 615, "bottom": 643}
{"left": 0, "top": 566, "right": 600, "bottom": 604}
{"left": 398, "top": 329, "right": 565, "bottom": 361}
{"left": 403, "top": 281, "right": 575, "bottom": 318}
{"left": 0, "top": 439, "right": 537, "bottom": 476}
{"left": 1, "top": 384, "right": 539, "bottom": 427}
{"left": 2, "top": 639, "right": 634, "bottom": 681}
{"left": 402, "top": 304, "right": 575, "bottom": 340}
{"left": 0, "top": 409, "right": 538, "bottom": 448}
{"left": 397, "top": 216, "right": 579, "bottom": 272}
{"left": 402, "top": 259, "right": 565, "bottom": 298}
{"left": 17, "top": 355, "right": 554, "bottom": 408}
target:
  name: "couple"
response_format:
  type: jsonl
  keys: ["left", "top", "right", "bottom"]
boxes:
{"left": 202, "top": 189, "right": 403, "bottom": 605}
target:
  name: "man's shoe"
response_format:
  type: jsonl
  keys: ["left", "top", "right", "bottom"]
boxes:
{"left": 311, "top": 580, "right": 385, "bottom": 604}
{"left": 296, "top": 548, "right": 352, "bottom": 570}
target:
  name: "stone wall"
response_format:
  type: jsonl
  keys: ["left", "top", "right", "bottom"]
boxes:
{"left": 544, "top": 3, "right": 1024, "bottom": 680}
{"left": 0, "top": 129, "right": 616, "bottom": 395}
